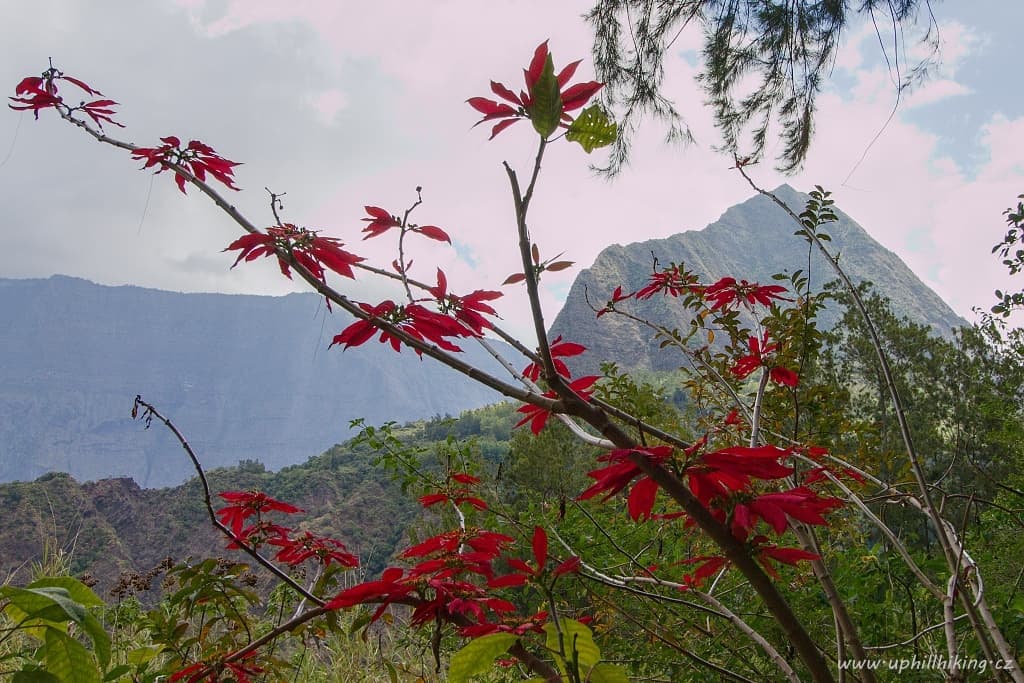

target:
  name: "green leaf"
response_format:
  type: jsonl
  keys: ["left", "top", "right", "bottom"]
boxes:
{"left": 80, "top": 612, "right": 111, "bottom": 671}
{"left": 529, "top": 54, "right": 562, "bottom": 138}
{"left": 27, "top": 578, "right": 104, "bottom": 609}
{"left": 102, "top": 665, "right": 131, "bottom": 682}
{"left": 383, "top": 661, "right": 399, "bottom": 683}
{"left": 13, "top": 670, "right": 62, "bottom": 683}
{"left": 587, "top": 662, "right": 631, "bottom": 683}
{"left": 566, "top": 104, "right": 617, "bottom": 152}
{"left": 448, "top": 633, "right": 518, "bottom": 683}
{"left": 44, "top": 628, "right": 102, "bottom": 683}
{"left": 0, "top": 587, "right": 86, "bottom": 625}
{"left": 125, "top": 645, "right": 163, "bottom": 667}
{"left": 544, "top": 618, "right": 601, "bottom": 669}
{"left": 348, "top": 609, "right": 373, "bottom": 635}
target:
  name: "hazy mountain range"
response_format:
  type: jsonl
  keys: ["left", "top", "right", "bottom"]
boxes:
{"left": 1, "top": 185, "right": 965, "bottom": 486}
{"left": 0, "top": 277, "right": 508, "bottom": 486}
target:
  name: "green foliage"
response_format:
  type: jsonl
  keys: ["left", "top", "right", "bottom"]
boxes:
{"left": 448, "top": 632, "right": 517, "bottom": 683}
{"left": 0, "top": 577, "right": 109, "bottom": 683}
{"left": 991, "top": 193, "right": 1024, "bottom": 317}
{"left": 586, "top": 0, "right": 940, "bottom": 173}
{"left": 565, "top": 104, "right": 617, "bottom": 153}
{"left": 543, "top": 619, "right": 628, "bottom": 683}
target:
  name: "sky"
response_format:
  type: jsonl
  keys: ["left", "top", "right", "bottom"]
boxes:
{"left": 2, "top": 0, "right": 1022, "bottom": 341}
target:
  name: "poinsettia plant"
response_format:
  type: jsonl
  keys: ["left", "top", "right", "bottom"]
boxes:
{"left": 9, "top": 38, "right": 1024, "bottom": 683}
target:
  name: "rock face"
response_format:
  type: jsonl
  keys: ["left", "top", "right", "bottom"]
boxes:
{"left": 0, "top": 276, "right": 508, "bottom": 486}
{"left": 0, "top": 449, "right": 416, "bottom": 594}
{"left": 549, "top": 185, "right": 965, "bottom": 373}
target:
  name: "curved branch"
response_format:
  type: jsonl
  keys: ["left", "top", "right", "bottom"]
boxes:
{"left": 131, "top": 396, "right": 322, "bottom": 604}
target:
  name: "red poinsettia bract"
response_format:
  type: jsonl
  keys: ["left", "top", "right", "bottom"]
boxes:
{"left": 578, "top": 445, "right": 675, "bottom": 523}
{"left": 515, "top": 374, "right": 600, "bottom": 435}
{"left": 703, "top": 277, "right": 791, "bottom": 311}
{"left": 681, "top": 555, "right": 729, "bottom": 588}
{"left": 418, "top": 472, "right": 489, "bottom": 511}
{"left": 225, "top": 224, "right": 363, "bottom": 287}
{"left": 131, "top": 136, "right": 240, "bottom": 194}
{"left": 730, "top": 332, "right": 800, "bottom": 387}
{"left": 266, "top": 530, "right": 358, "bottom": 568}
{"left": 489, "top": 527, "right": 581, "bottom": 589}
{"left": 522, "top": 335, "right": 586, "bottom": 381}
{"left": 459, "top": 610, "right": 550, "bottom": 638}
{"left": 10, "top": 68, "right": 123, "bottom": 128}
{"left": 332, "top": 300, "right": 473, "bottom": 354}
{"left": 752, "top": 537, "right": 821, "bottom": 580}
{"left": 742, "top": 487, "right": 844, "bottom": 535}
{"left": 596, "top": 285, "right": 633, "bottom": 317}
{"left": 468, "top": 41, "right": 603, "bottom": 139}
{"left": 216, "top": 490, "right": 302, "bottom": 536}
{"left": 170, "top": 654, "right": 263, "bottom": 683}
{"left": 686, "top": 444, "right": 795, "bottom": 506}
{"left": 634, "top": 264, "right": 701, "bottom": 300}
{"left": 326, "top": 527, "right": 521, "bottom": 627}
{"left": 361, "top": 206, "right": 451, "bottom": 243}
{"left": 427, "top": 269, "right": 501, "bottom": 335}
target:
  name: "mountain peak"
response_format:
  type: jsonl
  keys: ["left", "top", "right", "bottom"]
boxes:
{"left": 550, "top": 188, "right": 965, "bottom": 373}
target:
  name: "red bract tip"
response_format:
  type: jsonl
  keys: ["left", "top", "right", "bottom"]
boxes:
{"left": 10, "top": 68, "right": 122, "bottom": 127}
{"left": 515, "top": 375, "right": 599, "bottom": 435}
{"left": 131, "top": 137, "right": 240, "bottom": 194}
{"left": 469, "top": 41, "right": 603, "bottom": 140}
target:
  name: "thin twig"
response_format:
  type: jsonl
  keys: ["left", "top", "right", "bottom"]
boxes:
{"left": 131, "top": 396, "right": 321, "bottom": 604}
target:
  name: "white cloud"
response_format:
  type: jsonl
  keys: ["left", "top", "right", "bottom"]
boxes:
{"left": 305, "top": 88, "right": 349, "bottom": 125}
{"left": 903, "top": 78, "right": 971, "bottom": 108}
{"left": 1, "top": 0, "right": 1020, "bottom": 343}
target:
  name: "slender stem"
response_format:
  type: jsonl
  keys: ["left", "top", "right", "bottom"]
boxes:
{"left": 696, "top": 590, "right": 802, "bottom": 683}
{"left": 749, "top": 369, "right": 770, "bottom": 447}
{"left": 397, "top": 187, "right": 424, "bottom": 303}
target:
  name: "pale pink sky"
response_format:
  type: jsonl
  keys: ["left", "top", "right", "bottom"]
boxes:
{"left": 3, "top": 0, "right": 1022, "bottom": 338}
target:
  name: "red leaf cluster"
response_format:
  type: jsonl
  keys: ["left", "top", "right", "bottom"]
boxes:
{"left": 332, "top": 300, "right": 474, "bottom": 354}
{"left": 681, "top": 555, "right": 729, "bottom": 588}
{"left": 522, "top": 335, "right": 586, "bottom": 382}
{"left": 224, "top": 224, "right": 363, "bottom": 287}
{"left": 634, "top": 265, "right": 701, "bottom": 300}
{"left": 515, "top": 374, "right": 599, "bottom": 435}
{"left": 215, "top": 490, "right": 358, "bottom": 569}
{"left": 753, "top": 537, "right": 821, "bottom": 580}
{"left": 418, "top": 471, "right": 488, "bottom": 512}
{"left": 266, "top": 530, "right": 358, "bottom": 568}
{"left": 216, "top": 490, "right": 302, "bottom": 536}
{"left": 327, "top": 527, "right": 520, "bottom": 627}
{"left": 596, "top": 285, "right": 633, "bottom": 317}
{"left": 736, "top": 488, "right": 844, "bottom": 536}
{"left": 468, "top": 41, "right": 602, "bottom": 139}
{"left": 729, "top": 332, "right": 800, "bottom": 387}
{"left": 131, "top": 136, "right": 240, "bottom": 194}
{"left": 362, "top": 206, "right": 451, "bottom": 243}
{"left": 428, "top": 269, "right": 501, "bottom": 335}
{"left": 579, "top": 446, "right": 674, "bottom": 522}
{"left": 171, "top": 654, "right": 263, "bottom": 683}
{"left": 10, "top": 69, "right": 123, "bottom": 128}
{"left": 704, "top": 277, "right": 791, "bottom": 311}
{"left": 687, "top": 444, "right": 795, "bottom": 507}
{"left": 490, "top": 527, "right": 581, "bottom": 589}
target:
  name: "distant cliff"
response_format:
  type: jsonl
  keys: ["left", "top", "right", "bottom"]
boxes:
{"left": 0, "top": 446, "right": 417, "bottom": 593}
{"left": 550, "top": 185, "right": 965, "bottom": 373}
{"left": 0, "top": 276, "right": 507, "bottom": 486}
